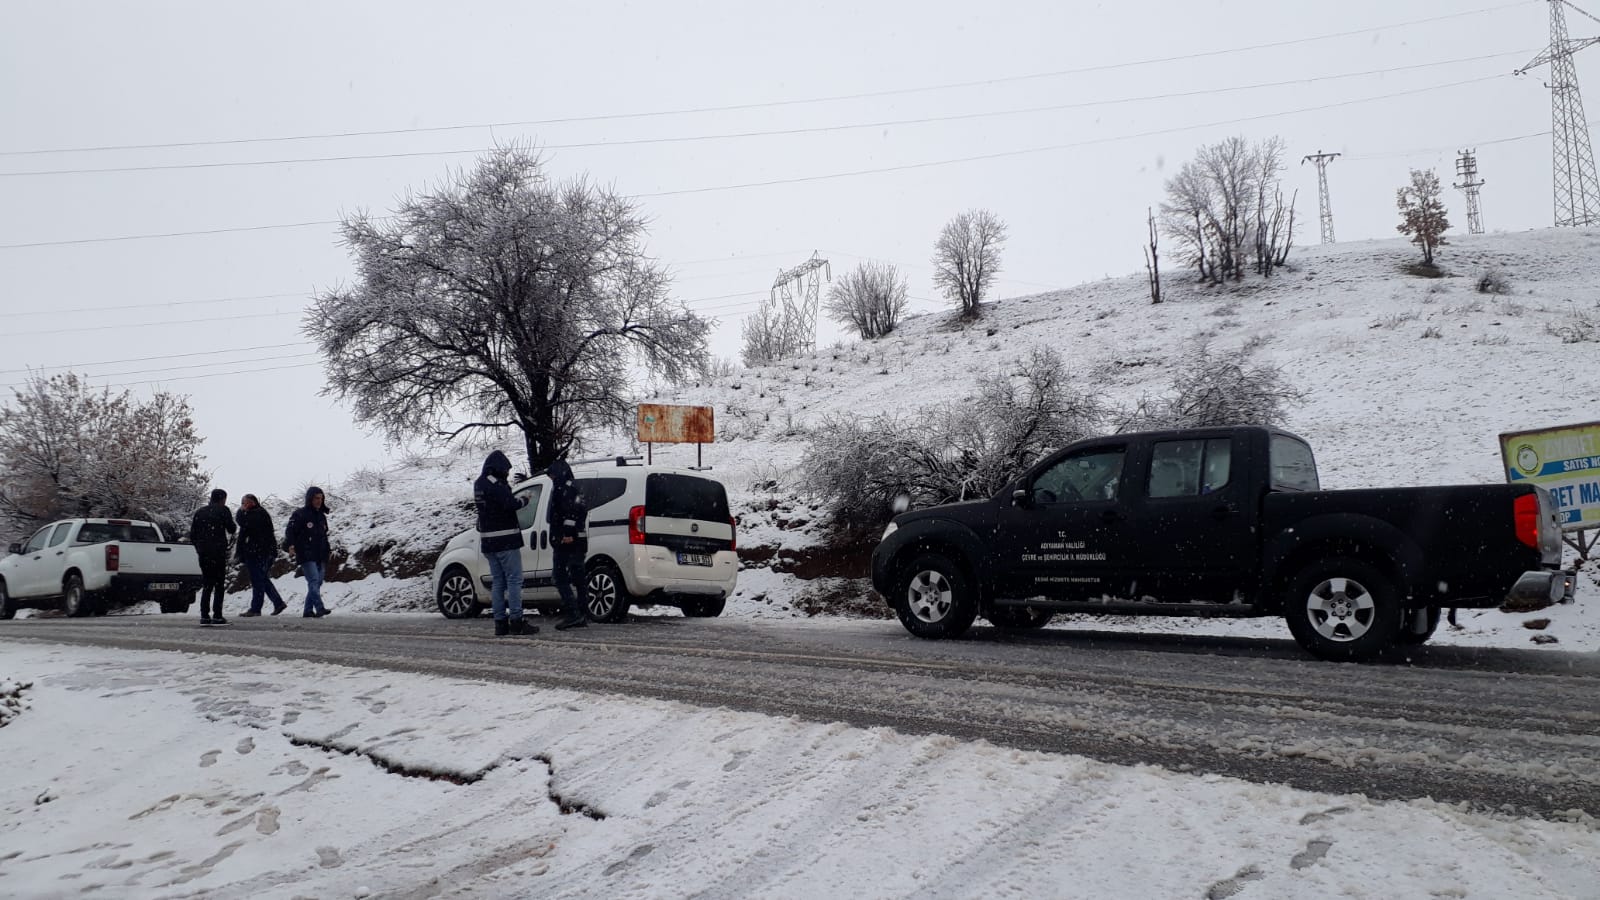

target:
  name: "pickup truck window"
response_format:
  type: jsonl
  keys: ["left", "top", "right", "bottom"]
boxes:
{"left": 1271, "top": 435, "right": 1320, "bottom": 492}
{"left": 24, "top": 527, "right": 50, "bottom": 554}
{"left": 1149, "top": 438, "right": 1233, "bottom": 498}
{"left": 514, "top": 484, "right": 545, "bottom": 531}
{"left": 75, "top": 523, "right": 163, "bottom": 545}
{"left": 1033, "top": 448, "right": 1126, "bottom": 503}
{"left": 48, "top": 523, "right": 73, "bottom": 547}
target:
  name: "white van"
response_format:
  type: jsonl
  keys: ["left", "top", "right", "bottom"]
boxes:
{"left": 431, "top": 458, "right": 737, "bottom": 622}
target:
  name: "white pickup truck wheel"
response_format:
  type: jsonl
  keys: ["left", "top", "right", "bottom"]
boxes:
{"left": 0, "top": 579, "right": 14, "bottom": 620}
{"left": 62, "top": 573, "right": 89, "bottom": 618}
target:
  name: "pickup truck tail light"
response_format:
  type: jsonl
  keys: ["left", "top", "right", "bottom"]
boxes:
{"left": 1513, "top": 493, "right": 1540, "bottom": 548}
{"left": 628, "top": 505, "right": 647, "bottom": 545}
{"left": 105, "top": 544, "right": 120, "bottom": 572}
{"left": 730, "top": 516, "right": 738, "bottom": 552}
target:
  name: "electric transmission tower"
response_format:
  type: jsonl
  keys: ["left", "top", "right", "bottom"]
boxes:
{"left": 1302, "top": 151, "right": 1341, "bottom": 244}
{"left": 1454, "top": 150, "right": 1487, "bottom": 235}
{"left": 770, "top": 252, "right": 830, "bottom": 355}
{"left": 1516, "top": 0, "right": 1600, "bottom": 227}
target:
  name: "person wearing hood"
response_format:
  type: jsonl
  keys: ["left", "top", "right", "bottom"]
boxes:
{"left": 545, "top": 456, "right": 590, "bottom": 631}
{"left": 474, "top": 450, "right": 535, "bottom": 637}
{"left": 283, "top": 486, "right": 333, "bottom": 618}
{"left": 189, "top": 488, "right": 236, "bottom": 626}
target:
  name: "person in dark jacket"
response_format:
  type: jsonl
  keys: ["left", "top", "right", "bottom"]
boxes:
{"left": 190, "top": 488, "right": 236, "bottom": 625}
{"left": 283, "top": 486, "right": 332, "bottom": 618}
{"left": 235, "top": 494, "right": 286, "bottom": 617}
{"left": 546, "top": 457, "right": 589, "bottom": 631}
{"left": 474, "top": 450, "right": 535, "bottom": 637}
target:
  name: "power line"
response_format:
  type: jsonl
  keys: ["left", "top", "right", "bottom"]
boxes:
{"left": 0, "top": 342, "right": 308, "bottom": 376}
{"left": 0, "top": 360, "right": 323, "bottom": 391}
{"left": 1, "top": 310, "right": 301, "bottom": 338}
{"left": 0, "top": 291, "right": 305, "bottom": 319}
{"left": 0, "top": 51, "right": 1534, "bottom": 180}
{"left": 15, "top": 352, "right": 321, "bottom": 385}
{"left": 0, "top": 1, "right": 1532, "bottom": 158}
{"left": 0, "top": 219, "right": 342, "bottom": 250}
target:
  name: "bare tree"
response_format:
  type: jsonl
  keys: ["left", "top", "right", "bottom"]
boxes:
{"left": 825, "top": 261, "right": 909, "bottom": 339}
{"left": 310, "top": 146, "right": 709, "bottom": 471}
{"left": 1116, "top": 342, "right": 1304, "bottom": 432}
{"left": 1161, "top": 136, "right": 1295, "bottom": 284}
{"left": 0, "top": 373, "right": 209, "bottom": 542}
{"left": 932, "top": 209, "right": 1008, "bottom": 318}
{"left": 1143, "top": 207, "right": 1162, "bottom": 304}
{"left": 1396, "top": 168, "right": 1452, "bottom": 267}
{"left": 740, "top": 300, "right": 788, "bottom": 367}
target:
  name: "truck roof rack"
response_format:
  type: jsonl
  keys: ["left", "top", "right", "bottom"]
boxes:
{"left": 521, "top": 454, "right": 645, "bottom": 480}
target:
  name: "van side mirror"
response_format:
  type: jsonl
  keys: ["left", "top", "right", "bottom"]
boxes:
{"left": 6, "top": 543, "right": 19, "bottom": 555}
{"left": 1011, "top": 489, "right": 1032, "bottom": 508}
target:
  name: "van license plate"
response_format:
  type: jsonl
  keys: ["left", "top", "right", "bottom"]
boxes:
{"left": 149, "top": 582, "right": 178, "bottom": 591}
{"left": 677, "top": 553, "right": 713, "bottom": 567}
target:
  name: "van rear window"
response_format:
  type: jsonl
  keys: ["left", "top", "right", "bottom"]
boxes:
{"left": 645, "top": 473, "right": 730, "bottom": 522}
{"left": 76, "top": 523, "right": 163, "bottom": 544}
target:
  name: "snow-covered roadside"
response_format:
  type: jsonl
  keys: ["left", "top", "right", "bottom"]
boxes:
{"left": 1, "top": 643, "right": 1596, "bottom": 899}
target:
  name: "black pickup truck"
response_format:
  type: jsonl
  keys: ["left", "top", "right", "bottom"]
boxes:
{"left": 870, "top": 426, "right": 1576, "bottom": 660}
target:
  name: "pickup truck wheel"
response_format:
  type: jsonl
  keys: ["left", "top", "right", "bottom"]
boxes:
{"left": 894, "top": 554, "right": 978, "bottom": 639}
{"left": 1284, "top": 558, "right": 1404, "bottom": 661}
{"left": 62, "top": 574, "right": 89, "bottom": 618}
{"left": 158, "top": 596, "right": 192, "bottom": 614}
{"left": 0, "top": 580, "right": 14, "bottom": 620}
{"left": 585, "top": 561, "right": 632, "bottom": 624}
{"left": 1394, "top": 607, "right": 1441, "bottom": 646}
{"left": 681, "top": 597, "right": 726, "bottom": 618}
{"left": 987, "top": 606, "right": 1054, "bottom": 630}
{"left": 435, "top": 565, "right": 483, "bottom": 619}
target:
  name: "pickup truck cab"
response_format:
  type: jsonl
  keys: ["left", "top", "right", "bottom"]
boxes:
{"left": 871, "top": 426, "right": 1576, "bottom": 660}
{"left": 0, "top": 518, "right": 203, "bottom": 618}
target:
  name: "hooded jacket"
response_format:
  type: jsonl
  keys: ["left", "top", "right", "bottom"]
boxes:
{"left": 283, "top": 486, "right": 332, "bottom": 564}
{"left": 189, "top": 499, "right": 236, "bottom": 558}
{"left": 474, "top": 451, "right": 528, "bottom": 554}
{"left": 544, "top": 458, "right": 588, "bottom": 553}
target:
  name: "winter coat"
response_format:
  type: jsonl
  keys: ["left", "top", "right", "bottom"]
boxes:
{"left": 474, "top": 450, "right": 528, "bottom": 554}
{"left": 189, "top": 501, "right": 236, "bottom": 559}
{"left": 283, "top": 486, "right": 332, "bottom": 564}
{"left": 235, "top": 506, "right": 277, "bottom": 562}
{"left": 545, "top": 458, "right": 588, "bottom": 554}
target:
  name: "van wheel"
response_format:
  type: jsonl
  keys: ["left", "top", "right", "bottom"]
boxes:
{"left": 681, "top": 597, "right": 725, "bottom": 618}
{"left": 1395, "top": 606, "right": 1441, "bottom": 646}
{"left": 893, "top": 553, "right": 977, "bottom": 639}
{"left": 62, "top": 574, "right": 89, "bottom": 618}
{"left": 1283, "top": 558, "right": 1404, "bottom": 661}
{"left": 435, "top": 565, "right": 483, "bottom": 619}
{"left": 987, "top": 606, "right": 1054, "bottom": 630}
{"left": 0, "top": 580, "right": 14, "bottom": 620}
{"left": 585, "top": 562, "right": 631, "bottom": 624}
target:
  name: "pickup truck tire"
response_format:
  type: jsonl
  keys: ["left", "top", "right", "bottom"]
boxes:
{"left": 159, "top": 594, "right": 194, "bottom": 615}
{"left": 680, "top": 597, "right": 726, "bottom": 618}
{"left": 987, "top": 607, "right": 1054, "bottom": 630}
{"left": 0, "top": 580, "right": 14, "bottom": 619}
{"left": 1284, "top": 558, "right": 1405, "bottom": 661}
{"left": 62, "top": 573, "right": 90, "bottom": 618}
{"left": 585, "top": 561, "right": 631, "bottom": 624}
{"left": 894, "top": 553, "right": 978, "bottom": 639}
{"left": 435, "top": 565, "right": 483, "bottom": 619}
{"left": 1395, "top": 606, "right": 1442, "bottom": 646}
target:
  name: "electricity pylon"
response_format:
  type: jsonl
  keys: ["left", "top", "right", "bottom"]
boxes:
{"left": 1516, "top": 0, "right": 1600, "bottom": 227}
{"left": 771, "top": 252, "right": 830, "bottom": 355}
{"left": 1302, "top": 151, "right": 1341, "bottom": 244}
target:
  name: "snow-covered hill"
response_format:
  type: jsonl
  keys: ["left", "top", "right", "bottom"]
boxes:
{"left": 74, "top": 228, "right": 1598, "bottom": 649}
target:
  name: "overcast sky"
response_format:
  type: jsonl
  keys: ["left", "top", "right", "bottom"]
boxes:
{"left": 0, "top": 0, "right": 1591, "bottom": 499}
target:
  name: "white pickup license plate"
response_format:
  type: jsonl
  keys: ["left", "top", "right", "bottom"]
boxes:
{"left": 676, "top": 553, "right": 713, "bottom": 567}
{"left": 148, "top": 582, "right": 179, "bottom": 591}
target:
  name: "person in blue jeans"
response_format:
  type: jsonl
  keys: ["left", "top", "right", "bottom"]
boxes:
{"left": 284, "top": 486, "right": 332, "bottom": 618}
{"left": 235, "top": 494, "right": 286, "bottom": 616}
{"left": 474, "top": 450, "right": 534, "bottom": 637}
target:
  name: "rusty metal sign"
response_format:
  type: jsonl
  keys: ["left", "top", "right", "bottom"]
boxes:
{"left": 637, "top": 404, "right": 715, "bottom": 444}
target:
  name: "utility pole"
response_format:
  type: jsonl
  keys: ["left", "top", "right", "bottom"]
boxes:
{"left": 1302, "top": 151, "right": 1341, "bottom": 244}
{"left": 770, "top": 252, "right": 830, "bottom": 356}
{"left": 1454, "top": 149, "right": 1487, "bottom": 235}
{"left": 1516, "top": 0, "right": 1600, "bottom": 227}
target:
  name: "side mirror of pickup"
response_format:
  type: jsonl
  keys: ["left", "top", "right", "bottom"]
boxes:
{"left": 1011, "top": 489, "right": 1032, "bottom": 508}
{"left": 6, "top": 543, "right": 19, "bottom": 555}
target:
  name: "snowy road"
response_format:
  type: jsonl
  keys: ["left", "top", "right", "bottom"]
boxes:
{"left": 4, "top": 614, "right": 1599, "bottom": 819}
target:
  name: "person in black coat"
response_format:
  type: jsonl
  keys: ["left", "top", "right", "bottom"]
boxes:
{"left": 235, "top": 494, "right": 286, "bottom": 617}
{"left": 474, "top": 450, "right": 534, "bottom": 637}
{"left": 546, "top": 457, "right": 589, "bottom": 631}
{"left": 283, "top": 486, "right": 332, "bottom": 618}
{"left": 189, "top": 488, "right": 236, "bottom": 625}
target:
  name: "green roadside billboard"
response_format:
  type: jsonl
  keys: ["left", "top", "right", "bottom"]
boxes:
{"left": 1500, "top": 421, "right": 1600, "bottom": 531}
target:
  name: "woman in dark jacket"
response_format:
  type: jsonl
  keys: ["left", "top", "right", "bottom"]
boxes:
{"left": 236, "top": 494, "right": 286, "bottom": 617}
{"left": 284, "top": 486, "right": 332, "bottom": 618}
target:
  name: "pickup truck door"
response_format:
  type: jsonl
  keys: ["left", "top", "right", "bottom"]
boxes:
{"left": 514, "top": 482, "right": 557, "bottom": 600}
{"left": 1126, "top": 434, "right": 1256, "bottom": 602}
{"left": 9, "top": 525, "right": 58, "bottom": 598}
{"left": 993, "top": 444, "right": 1135, "bottom": 600}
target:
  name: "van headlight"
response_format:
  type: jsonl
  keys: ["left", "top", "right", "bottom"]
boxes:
{"left": 881, "top": 522, "right": 898, "bottom": 541}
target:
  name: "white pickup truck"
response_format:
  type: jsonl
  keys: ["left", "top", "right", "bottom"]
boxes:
{"left": 0, "top": 518, "right": 204, "bottom": 618}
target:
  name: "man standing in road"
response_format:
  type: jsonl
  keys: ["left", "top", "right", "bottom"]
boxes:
{"left": 190, "top": 488, "right": 236, "bottom": 626}
{"left": 474, "top": 450, "right": 535, "bottom": 637}
{"left": 284, "top": 487, "right": 333, "bottom": 618}
{"left": 546, "top": 457, "right": 590, "bottom": 631}
{"left": 236, "top": 494, "right": 286, "bottom": 617}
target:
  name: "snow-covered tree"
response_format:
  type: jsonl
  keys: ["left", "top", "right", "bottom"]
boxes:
{"left": 825, "top": 261, "right": 909, "bottom": 339}
{"left": 802, "top": 348, "right": 1102, "bottom": 530}
{"left": 1161, "top": 136, "right": 1295, "bottom": 283}
{"left": 740, "top": 301, "right": 788, "bottom": 367}
{"left": 1396, "top": 168, "right": 1451, "bottom": 267}
{"left": 932, "top": 209, "right": 1008, "bottom": 318}
{"left": 1117, "top": 342, "right": 1304, "bottom": 431}
{"left": 310, "top": 146, "right": 710, "bottom": 470}
{"left": 0, "top": 373, "right": 209, "bottom": 542}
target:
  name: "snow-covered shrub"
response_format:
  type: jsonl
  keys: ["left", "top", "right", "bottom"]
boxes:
{"left": 1547, "top": 310, "right": 1600, "bottom": 344}
{"left": 0, "top": 680, "right": 30, "bottom": 729}
{"left": 1117, "top": 343, "right": 1304, "bottom": 432}
{"left": 1476, "top": 269, "right": 1512, "bottom": 295}
{"left": 801, "top": 348, "right": 1102, "bottom": 529}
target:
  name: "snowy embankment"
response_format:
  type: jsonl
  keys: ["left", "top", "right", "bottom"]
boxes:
{"left": 1, "top": 642, "right": 1596, "bottom": 899}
